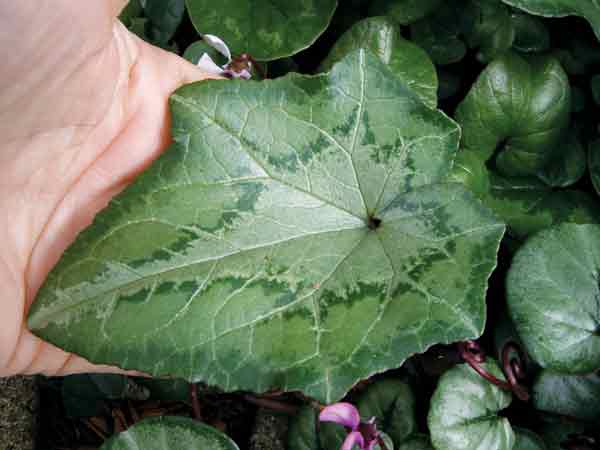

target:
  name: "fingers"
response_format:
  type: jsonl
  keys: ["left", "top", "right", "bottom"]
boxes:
{"left": 1, "top": 329, "right": 145, "bottom": 377}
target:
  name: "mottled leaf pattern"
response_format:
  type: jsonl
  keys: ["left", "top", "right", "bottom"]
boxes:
{"left": 185, "top": 0, "right": 337, "bottom": 60}
{"left": 28, "top": 50, "right": 504, "bottom": 402}
{"left": 428, "top": 362, "right": 514, "bottom": 450}
{"left": 507, "top": 224, "right": 600, "bottom": 373}
{"left": 100, "top": 417, "right": 239, "bottom": 450}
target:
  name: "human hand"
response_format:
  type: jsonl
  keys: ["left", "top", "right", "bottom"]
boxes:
{"left": 0, "top": 0, "right": 216, "bottom": 376}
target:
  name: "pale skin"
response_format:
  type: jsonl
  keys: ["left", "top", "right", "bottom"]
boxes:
{"left": 0, "top": 1, "right": 215, "bottom": 376}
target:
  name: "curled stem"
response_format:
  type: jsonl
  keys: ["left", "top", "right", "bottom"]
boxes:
{"left": 457, "top": 340, "right": 529, "bottom": 400}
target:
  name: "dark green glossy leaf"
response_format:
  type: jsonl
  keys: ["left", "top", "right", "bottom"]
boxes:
{"left": 119, "top": 0, "right": 143, "bottom": 27}
{"left": 398, "top": 435, "right": 434, "bottom": 450}
{"left": 588, "top": 138, "right": 600, "bottom": 196}
{"left": 455, "top": 52, "right": 571, "bottom": 177}
{"left": 500, "top": 0, "right": 600, "bottom": 42}
{"left": 409, "top": 3, "right": 467, "bottom": 66}
{"left": 144, "top": 0, "right": 185, "bottom": 46}
{"left": 448, "top": 148, "right": 491, "bottom": 198}
{"left": 28, "top": 50, "right": 504, "bottom": 403}
{"left": 536, "top": 131, "right": 586, "bottom": 188}
{"left": 356, "top": 379, "right": 416, "bottom": 446}
{"left": 100, "top": 416, "right": 239, "bottom": 450}
{"left": 533, "top": 370, "right": 600, "bottom": 420}
{"left": 507, "top": 224, "right": 600, "bottom": 374}
{"left": 368, "top": 0, "right": 442, "bottom": 25}
{"left": 511, "top": 12, "right": 550, "bottom": 53}
{"left": 513, "top": 428, "right": 547, "bottom": 450}
{"left": 186, "top": 0, "right": 337, "bottom": 61}
{"left": 428, "top": 362, "right": 514, "bottom": 450}
{"left": 462, "top": 0, "right": 516, "bottom": 62}
{"left": 320, "top": 17, "right": 438, "bottom": 107}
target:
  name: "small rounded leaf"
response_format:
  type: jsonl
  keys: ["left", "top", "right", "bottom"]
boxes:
{"left": 507, "top": 224, "right": 600, "bottom": 373}
{"left": 99, "top": 416, "right": 240, "bottom": 450}
{"left": 356, "top": 379, "right": 416, "bottom": 447}
{"left": 409, "top": 3, "right": 467, "bottom": 66}
{"left": 533, "top": 370, "right": 600, "bottom": 421}
{"left": 186, "top": 0, "right": 337, "bottom": 60}
{"left": 455, "top": 52, "right": 571, "bottom": 177}
{"left": 428, "top": 362, "right": 514, "bottom": 450}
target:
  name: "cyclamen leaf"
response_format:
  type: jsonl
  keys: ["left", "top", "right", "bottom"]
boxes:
{"left": 507, "top": 224, "right": 600, "bottom": 374}
{"left": 320, "top": 17, "right": 438, "bottom": 108}
{"left": 99, "top": 416, "right": 239, "bottom": 450}
{"left": 28, "top": 50, "right": 504, "bottom": 403}
{"left": 428, "top": 362, "right": 514, "bottom": 450}
{"left": 455, "top": 52, "right": 571, "bottom": 177}
{"left": 144, "top": 0, "right": 185, "bottom": 46}
{"left": 533, "top": 370, "right": 600, "bottom": 421}
{"left": 501, "top": 0, "right": 600, "bottom": 42}
{"left": 462, "top": 0, "right": 516, "bottom": 62}
{"left": 409, "top": 2, "right": 468, "bottom": 66}
{"left": 185, "top": 0, "right": 337, "bottom": 60}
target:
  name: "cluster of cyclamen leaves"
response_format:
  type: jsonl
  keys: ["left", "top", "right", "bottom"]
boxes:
{"left": 30, "top": 0, "right": 600, "bottom": 449}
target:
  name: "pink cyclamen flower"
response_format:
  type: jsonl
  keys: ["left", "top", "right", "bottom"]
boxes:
{"left": 319, "top": 402, "right": 380, "bottom": 450}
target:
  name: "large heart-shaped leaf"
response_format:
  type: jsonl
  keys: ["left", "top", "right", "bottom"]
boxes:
{"left": 455, "top": 52, "right": 571, "bottom": 177}
{"left": 533, "top": 370, "right": 600, "bottom": 420}
{"left": 185, "top": 0, "right": 337, "bottom": 61}
{"left": 100, "top": 417, "right": 239, "bottom": 450}
{"left": 319, "top": 17, "right": 438, "bottom": 108}
{"left": 507, "top": 223, "right": 600, "bottom": 374}
{"left": 28, "top": 50, "right": 504, "bottom": 403}
{"left": 501, "top": 0, "right": 600, "bottom": 42}
{"left": 428, "top": 362, "right": 514, "bottom": 450}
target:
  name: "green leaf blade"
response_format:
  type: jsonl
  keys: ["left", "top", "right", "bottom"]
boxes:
{"left": 29, "top": 50, "right": 504, "bottom": 402}
{"left": 100, "top": 416, "right": 240, "bottom": 450}
{"left": 185, "top": 0, "right": 337, "bottom": 60}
